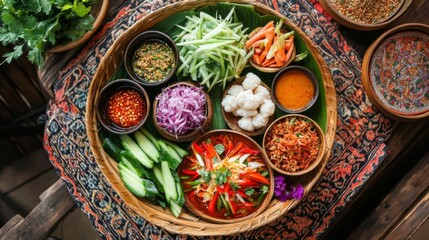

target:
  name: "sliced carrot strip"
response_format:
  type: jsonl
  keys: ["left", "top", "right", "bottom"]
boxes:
{"left": 284, "top": 42, "right": 294, "bottom": 63}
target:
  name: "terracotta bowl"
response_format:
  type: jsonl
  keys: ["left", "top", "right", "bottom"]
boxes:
{"left": 96, "top": 79, "right": 150, "bottom": 135}
{"left": 361, "top": 23, "right": 429, "bottom": 121}
{"left": 152, "top": 81, "right": 212, "bottom": 142}
{"left": 178, "top": 130, "right": 274, "bottom": 223}
{"left": 262, "top": 114, "right": 326, "bottom": 176}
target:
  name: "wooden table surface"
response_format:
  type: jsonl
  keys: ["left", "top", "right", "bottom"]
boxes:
{"left": 39, "top": 1, "right": 429, "bottom": 239}
{"left": 324, "top": 1, "right": 429, "bottom": 239}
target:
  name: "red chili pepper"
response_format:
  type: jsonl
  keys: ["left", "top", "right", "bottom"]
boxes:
{"left": 236, "top": 190, "right": 248, "bottom": 198}
{"left": 245, "top": 172, "right": 270, "bottom": 185}
{"left": 208, "top": 191, "right": 219, "bottom": 214}
{"left": 240, "top": 147, "right": 260, "bottom": 155}
{"left": 182, "top": 169, "right": 198, "bottom": 176}
{"left": 237, "top": 179, "right": 258, "bottom": 187}
{"left": 192, "top": 142, "right": 204, "bottom": 155}
{"left": 227, "top": 142, "right": 243, "bottom": 158}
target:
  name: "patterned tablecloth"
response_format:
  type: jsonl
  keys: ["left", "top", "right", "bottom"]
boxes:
{"left": 44, "top": 0, "right": 395, "bottom": 239}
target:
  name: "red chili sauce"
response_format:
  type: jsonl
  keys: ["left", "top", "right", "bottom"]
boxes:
{"left": 106, "top": 88, "right": 146, "bottom": 128}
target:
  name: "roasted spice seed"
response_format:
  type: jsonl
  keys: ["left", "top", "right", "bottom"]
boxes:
{"left": 330, "top": 0, "right": 403, "bottom": 24}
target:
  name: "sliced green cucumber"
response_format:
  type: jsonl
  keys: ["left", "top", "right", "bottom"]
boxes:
{"left": 120, "top": 151, "right": 147, "bottom": 178}
{"left": 140, "top": 128, "right": 160, "bottom": 150}
{"left": 153, "top": 165, "right": 164, "bottom": 186}
{"left": 119, "top": 164, "right": 159, "bottom": 200}
{"left": 161, "top": 161, "right": 177, "bottom": 201}
{"left": 169, "top": 198, "right": 182, "bottom": 217}
{"left": 119, "top": 169, "right": 146, "bottom": 198}
{"left": 175, "top": 181, "right": 185, "bottom": 207}
{"left": 134, "top": 131, "right": 160, "bottom": 163}
{"left": 141, "top": 178, "right": 159, "bottom": 200}
{"left": 165, "top": 141, "right": 188, "bottom": 158}
{"left": 145, "top": 168, "right": 164, "bottom": 193}
{"left": 102, "top": 138, "right": 122, "bottom": 162}
{"left": 159, "top": 141, "right": 182, "bottom": 170}
{"left": 120, "top": 134, "right": 153, "bottom": 169}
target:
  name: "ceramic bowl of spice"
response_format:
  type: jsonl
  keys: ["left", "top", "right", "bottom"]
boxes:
{"left": 124, "top": 31, "right": 179, "bottom": 86}
{"left": 152, "top": 81, "right": 213, "bottom": 142}
{"left": 319, "top": 0, "right": 411, "bottom": 31}
{"left": 96, "top": 79, "right": 150, "bottom": 134}
{"left": 262, "top": 114, "right": 326, "bottom": 176}
{"left": 271, "top": 66, "right": 319, "bottom": 114}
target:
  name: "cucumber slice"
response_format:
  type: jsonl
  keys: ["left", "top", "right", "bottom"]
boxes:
{"left": 119, "top": 169, "right": 146, "bottom": 198}
{"left": 153, "top": 165, "right": 164, "bottom": 186}
{"left": 140, "top": 128, "right": 160, "bottom": 150}
{"left": 161, "top": 161, "right": 177, "bottom": 201}
{"left": 134, "top": 131, "right": 160, "bottom": 163}
{"left": 169, "top": 199, "right": 182, "bottom": 217}
{"left": 120, "top": 135, "right": 153, "bottom": 169}
{"left": 165, "top": 141, "right": 188, "bottom": 158}
{"left": 145, "top": 167, "right": 164, "bottom": 193}
{"left": 120, "top": 151, "right": 147, "bottom": 178}
{"left": 141, "top": 178, "right": 159, "bottom": 200}
{"left": 175, "top": 181, "right": 185, "bottom": 207}
{"left": 159, "top": 141, "right": 182, "bottom": 170}
{"left": 119, "top": 164, "right": 159, "bottom": 200}
{"left": 102, "top": 138, "right": 122, "bottom": 162}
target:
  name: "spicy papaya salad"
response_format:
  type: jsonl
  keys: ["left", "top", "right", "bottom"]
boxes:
{"left": 179, "top": 132, "right": 271, "bottom": 220}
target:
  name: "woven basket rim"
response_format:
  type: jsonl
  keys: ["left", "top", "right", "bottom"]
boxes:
{"left": 85, "top": 0, "right": 338, "bottom": 236}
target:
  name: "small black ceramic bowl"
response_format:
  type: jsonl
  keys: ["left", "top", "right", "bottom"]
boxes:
{"left": 96, "top": 79, "right": 150, "bottom": 135}
{"left": 271, "top": 66, "right": 319, "bottom": 114}
{"left": 124, "top": 31, "right": 179, "bottom": 87}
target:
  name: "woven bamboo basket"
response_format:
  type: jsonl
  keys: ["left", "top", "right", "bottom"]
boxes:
{"left": 86, "top": 0, "right": 337, "bottom": 236}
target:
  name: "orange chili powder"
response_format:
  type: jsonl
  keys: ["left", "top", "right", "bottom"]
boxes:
{"left": 275, "top": 70, "right": 314, "bottom": 110}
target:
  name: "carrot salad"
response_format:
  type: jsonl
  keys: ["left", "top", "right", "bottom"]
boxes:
{"left": 265, "top": 117, "right": 319, "bottom": 172}
{"left": 246, "top": 19, "right": 294, "bottom": 68}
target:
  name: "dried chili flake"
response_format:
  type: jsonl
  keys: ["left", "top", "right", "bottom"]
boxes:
{"left": 106, "top": 89, "right": 145, "bottom": 128}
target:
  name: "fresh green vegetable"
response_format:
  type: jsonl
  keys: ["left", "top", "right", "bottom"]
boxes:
{"left": 102, "top": 138, "right": 122, "bottom": 162}
{"left": 158, "top": 140, "right": 182, "bottom": 170}
{"left": 120, "top": 151, "right": 147, "bottom": 178}
{"left": 0, "top": 0, "right": 96, "bottom": 66}
{"left": 140, "top": 128, "right": 161, "bottom": 150}
{"left": 120, "top": 134, "right": 154, "bottom": 169}
{"left": 174, "top": 7, "right": 252, "bottom": 90}
{"left": 119, "top": 163, "right": 159, "bottom": 200}
{"left": 134, "top": 131, "right": 160, "bottom": 163}
{"left": 161, "top": 161, "right": 177, "bottom": 201}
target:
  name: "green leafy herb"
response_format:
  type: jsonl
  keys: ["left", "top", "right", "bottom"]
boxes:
{"left": 197, "top": 170, "right": 212, "bottom": 183}
{"left": 214, "top": 167, "right": 231, "bottom": 185}
{"left": 245, "top": 188, "right": 255, "bottom": 196}
{"left": 214, "top": 144, "right": 225, "bottom": 155}
{"left": 230, "top": 181, "right": 240, "bottom": 191}
{"left": 261, "top": 170, "right": 269, "bottom": 177}
{"left": 295, "top": 132, "right": 303, "bottom": 138}
{"left": 261, "top": 185, "right": 269, "bottom": 194}
{"left": 0, "top": 0, "right": 96, "bottom": 66}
